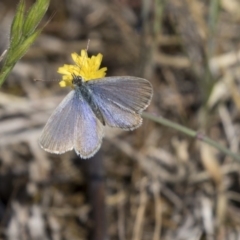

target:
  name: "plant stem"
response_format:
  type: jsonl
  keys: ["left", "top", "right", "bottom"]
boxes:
{"left": 142, "top": 112, "right": 240, "bottom": 162}
{"left": 81, "top": 151, "right": 107, "bottom": 240}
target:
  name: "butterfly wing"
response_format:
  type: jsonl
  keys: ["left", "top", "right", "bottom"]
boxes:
{"left": 39, "top": 90, "right": 104, "bottom": 158}
{"left": 39, "top": 91, "right": 76, "bottom": 154}
{"left": 73, "top": 91, "right": 104, "bottom": 158}
{"left": 86, "top": 76, "right": 153, "bottom": 130}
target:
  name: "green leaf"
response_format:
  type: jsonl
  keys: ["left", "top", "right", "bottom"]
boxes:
{"left": 0, "top": 66, "right": 14, "bottom": 86}
{"left": 22, "top": 0, "right": 50, "bottom": 37}
{"left": 0, "top": 0, "right": 50, "bottom": 87}
{"left": 10, "top": 0, "right": 25, "bottom": 47}
{"left": 6, "top": 30, "right": 41, "bottom": 65}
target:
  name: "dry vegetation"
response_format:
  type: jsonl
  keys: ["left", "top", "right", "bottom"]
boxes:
{"left": 0, "top": 0, "right": 240, "bottom": 239}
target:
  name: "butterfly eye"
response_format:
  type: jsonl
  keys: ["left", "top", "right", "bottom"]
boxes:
{"left": 72, "top": 75, "right": 83, "bottom": 86}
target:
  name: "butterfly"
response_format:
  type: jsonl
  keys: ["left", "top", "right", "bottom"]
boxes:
{"left": 39, "top": 75, "right": 153, "bottom": 159}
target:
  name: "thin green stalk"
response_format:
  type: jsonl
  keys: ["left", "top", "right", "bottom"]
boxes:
{"left": 201, "top": 0, "right": 220, "bottom": 106}
{"left": 208, "top": 0, "right": 220, "bottom": 56}
{"left": 142, "top": 112, "right": 240, "bottom": 162}
{"left": 153, "top": 0, "right": 164, "bottom": 38}
{"left": 0, "top": 0, "right": 50, "bottom": 86}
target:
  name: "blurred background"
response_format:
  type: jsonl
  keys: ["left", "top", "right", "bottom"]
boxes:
{"left": 1, "top": 0, "right": 240, "bottom": 239}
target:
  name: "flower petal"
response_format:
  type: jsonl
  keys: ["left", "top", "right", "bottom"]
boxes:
{"left": 58, "top": 49, "right": 107, "bottom": 87}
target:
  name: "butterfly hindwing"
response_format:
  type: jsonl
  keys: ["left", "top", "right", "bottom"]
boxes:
{"left": 89, "top": 93, "right": 143, "bottom": 130}
{"left": 86, "top": 76, "right": 153, "bottom": 129}
{"left": 73, "top": 91, "right": 104, "bottom": 158}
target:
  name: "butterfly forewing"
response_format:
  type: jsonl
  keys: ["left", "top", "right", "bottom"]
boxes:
{"left": 87, "top": 76, "right": 152, "bottom": 112}
{"left": 39, "top": 91, "right": 76, "bottom": 154}
{"left": 86, "top": 76, "right": 153, "bottom": 129}
{"left": 40, "top": 90, "right": 104, "bottom": 158}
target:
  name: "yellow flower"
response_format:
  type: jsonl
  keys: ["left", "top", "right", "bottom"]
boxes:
{"left": 58, "top": 49, "right": 107, "bottom": 87}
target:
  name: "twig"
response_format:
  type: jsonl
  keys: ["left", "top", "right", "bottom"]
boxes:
{"left": 81, "top": 151, "right": 107, "bottom": 240}
{"left": 132, "top": 178, "right": 148, "bottom": 240}
{"left": 142, "top": 112, "right": 240, "bottom": 162}
{"left": 152, "top": 180, "right": 162, "bottom": 240}
{"left": 118, "top": 200, "right": 126, "bottom": 240}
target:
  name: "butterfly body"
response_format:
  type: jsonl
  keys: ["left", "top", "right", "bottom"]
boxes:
{"left": 40, "top": 76, "right": 153, "bottom": 159}
{"left": 74, "top": 76, "right": 106, "bottom": 125}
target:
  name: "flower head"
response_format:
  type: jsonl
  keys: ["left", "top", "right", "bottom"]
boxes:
{"left": 58, "top": 49, "right": 107, "bottom": 87}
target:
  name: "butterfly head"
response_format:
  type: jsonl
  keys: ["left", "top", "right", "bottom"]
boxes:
{"left": 72, "top": 74, "right": 83, "bottom": 88}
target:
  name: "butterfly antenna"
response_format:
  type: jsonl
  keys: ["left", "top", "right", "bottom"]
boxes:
{"left": 86, "top": 39, "right": 90, "bottom": 52}
{"left": 75, "top": 39, "right": 91, "bottom": 69}
{"left": 34, "top": 78, "right": 60, "bottom": 82}
{"left": 81, "top": 40, "right": 89, "bottom": 66}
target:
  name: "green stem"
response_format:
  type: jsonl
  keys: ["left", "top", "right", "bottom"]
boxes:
{"left": 142, "top": 112, "right": 240, "bottom": 162}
